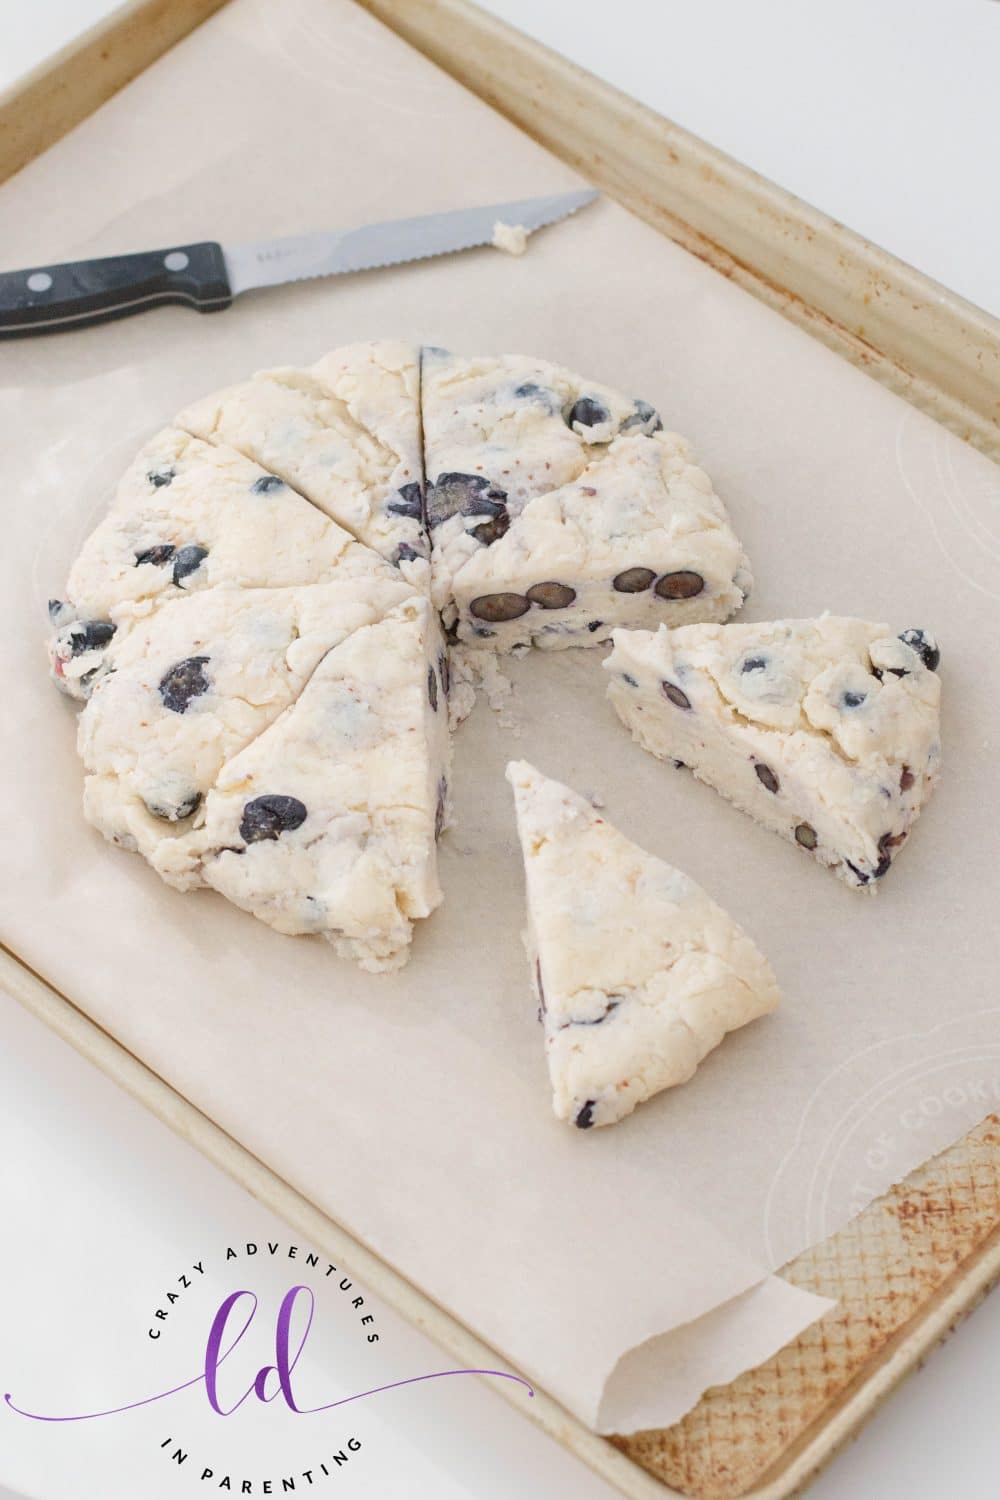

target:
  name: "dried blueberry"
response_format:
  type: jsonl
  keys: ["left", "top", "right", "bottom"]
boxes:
{"left": 622, "top": 398, "right": 663, "bottom": 434}
{"left": 469, "top": 592, "right": 530, "bottom": 622}
{"left": 158, "top": 656, "right": 210, "bottom": 714}
{"left": 740, "top": 655, "right": 769, "bottom": 674}
{"left": 68, "top": 619, "right": 116, "bottom": 656}
{"left": 795, "top": 822, "right": 817, "bottom": 849}
{"left": 587, "top": 620, "right": 604, "bottom": 633}
{"left": 566, "top": 396, "right": 611, "bottom": 432}
{"left": 655, "top": 571, "right": 705, "bottom": 600}
{"left": 898, "top": 628, "right": 940, "bottom": 671}
{"left": 513, "top": 382, "right": 555, "bottom": 406}
{"left": 147, "top": 466, "right": 176, "bottom": 488}
{"left": 755, "top": 763, "right": 780, "bottom": 794}
{"left": 672, "top": 759, "right": 687, "bottom": 770}
{"left": 47, "top": 599, "right": 66, "bottom": 622}
{"left": 239, "top": 794, "right": 308, "bottom": 843}
{"left": 845, "top": 860, "right": 870, "bottom": 886}
{"left": 135, "top": 543, "right": 176, "bottom": 567}
{"left": 172, "top": 545, "right": 208, "bottom": 586}
{"left": 438, "top": 650, "right": 450, "bottom": 698}
{"left": 613, "top": 567, "right": 656, "bottom": 593}
{"left": 435, "top": 777, "right": 448, "bottom": 840}
{"left": 146, "top": 789, "right": 202, "bottom": 822}
{"left": 575, "top": 1100, "right": 596, "bottom": 1129}
{"left": 526, "top": 581, "right": 576, "bottom": 609}
{"left": 396, "top": 543, "right": 420, "bottom": 563}
{"left": 386, "top": 481, "right": 424, "bottom": 519}
{"left": 661, "top": 681, "right": 691, "bottom": 710}
{"left": 622, "top": 673, "right": 638, "bottom": 687}
{"left": 427, "top": 664, "right": 439, "bottom": 712}
{"left": 427, "top": 472, "right": 508, "bottom": 527}
{"left": 900, "top": 766, "right": 916, "bottom": 792}
{"left": 251, "top": 474, "right": 285, "bottom": 494}
{"left": 841, "top": 690, "right": 867, "bottom": 709}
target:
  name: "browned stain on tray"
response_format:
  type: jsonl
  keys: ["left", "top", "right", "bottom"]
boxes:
{"left": 611, "top": 1115, "right": 1000, "bottom": 1498}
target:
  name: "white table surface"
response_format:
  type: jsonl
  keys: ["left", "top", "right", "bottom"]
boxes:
{"left": 2, "top": 3, "right": 998, "bottom": 1498}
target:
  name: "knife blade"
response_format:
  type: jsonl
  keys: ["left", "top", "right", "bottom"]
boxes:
{"left": 0, "top": 189, "right": 598, "bottom": 339}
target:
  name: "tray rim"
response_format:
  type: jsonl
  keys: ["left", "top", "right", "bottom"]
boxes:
{"left": 2, "top": 1, "right": 998, "bottom": 1495}
{"left": 357, "top": 0, "right": 1000, "bottom": 463}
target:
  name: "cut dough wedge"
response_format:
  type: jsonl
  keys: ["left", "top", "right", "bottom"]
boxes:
{"left": 421, "top": 348, "right": 751, "bottom": 648}
{"left": 47, "top": 428, "right": 392, "bottom": 699}
{"left": 605, "top": 617, "right": 942, "bottom": 889}
{"left": 175, "top": 340, "right": 427, "bottom": 587}
{"left": 79, "top": 574, "right": 415, "bottom": 866}
{"left": 157, "top": 596, "right": 451, "bottom": 973}
{"left": 506, "top": 760, "right": 780, "bottom": 1128}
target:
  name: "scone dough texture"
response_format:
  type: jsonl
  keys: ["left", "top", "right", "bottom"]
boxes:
{"left": 49, "top": 341, "right": 754, "bottom": 967}
{"left": 605, "top": 617, "right": 942, "bottom": 889}
{"left": 421, "top": 348, "right": 751, "bottom": 649}
{"left": 507, "top": 761, "right": 780, "bottom": 1128}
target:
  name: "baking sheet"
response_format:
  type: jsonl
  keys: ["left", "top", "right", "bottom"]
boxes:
{"left": 2, "top": 0, "right": 998, "bottom": 1438}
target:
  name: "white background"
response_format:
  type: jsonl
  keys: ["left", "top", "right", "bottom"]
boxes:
{"left": 1, "top": 2, "right": 998, "bottom": 1498}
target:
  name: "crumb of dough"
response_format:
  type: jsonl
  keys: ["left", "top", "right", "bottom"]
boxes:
{"left": 491, "top": 221, "right": 528, "bottom": 256}
{"left": 448, "top": 647, "right": 520, "bottom": 734}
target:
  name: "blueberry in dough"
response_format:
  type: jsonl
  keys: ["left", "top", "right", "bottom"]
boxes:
{"left": 158, "top": 656, "right": 210, "bottom": 714}
{"left": 469, "top": 592, "right": 531, "bottom": 622}
{"left": 565, "top": 396, "right": 610, "bottom": 432}
{"left": 841, "top": 690, "right": 867, "bottom": 709}
{"left": 526, "top": 581, "right": 576, "bottom": 609}
{"left": 239, "top": 794, "right": 308, "bottom": 844}
{"left": 427, "top": 664, "right": 438, "bottom": 712}
{"left": 754, "top": 763, "right": 780, "bottom": 794}
{"left": 469, "top": 511, "right": 510, "bottom": 546}
{"left": 613, "top": 568, "right": 656, "bottom": 593}
{"left": 395, "top": 543, "right": 420, "bottom": 563}
{"left": 740, "top": 655, "right": 768, "bottom": 674}
{"left": 135, "top": 543, "right": 176, "bottom": 567}
{"left": 47, "top": 599, "right": 66, "bottom": 621}
{"left": 250, "top": 474, "right": 285, "bottom": 494}
{"left": 434, "top": 777, "right": 448, "bottom": 840}
{"left": 661, "top": 681, "right": 691, "bottom": 710}
{"left": 574, "top": 1100, "right": 596, "bottom": 1129}
{"left": 147, "top": 466, "right": 176, "bottom": 488}
{"left": 621, "top": 398, "right": 663, "bottom": 434}
{"left": 386, "top": 481, "right": 424, "bottom": 519}
{"left": 172, "top": 544, "right": 208, "bottom": 586}
{"left": 655, "top": 570, "right": 705, "bottom": 600}
{"left": 146, "top": 789, "right": 202, "bottom": 822}
{"left": 68, "top": 619, "right": 116, "bottom": 656}
{"left": 438, "top": 649, "right": 450, "bottom": 698}
{"left": 898, "top": 628, "right": 940, "bottom": 671}
{"left": 426, "top": 472, "right": 508, "bottom": 527}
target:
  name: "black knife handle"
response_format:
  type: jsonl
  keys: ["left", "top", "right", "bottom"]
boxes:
{"left": 0, "top": 241, "right": 233, "bottom": 338}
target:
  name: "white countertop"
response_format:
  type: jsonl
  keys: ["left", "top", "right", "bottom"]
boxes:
{"left": 1, "top": 3, "right": 997, "bottom": 1498}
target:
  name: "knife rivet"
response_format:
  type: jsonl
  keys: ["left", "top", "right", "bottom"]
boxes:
{"left": 27, "top": 272, "right": 53, "bottom": 293}
{"left": 163, "top": 251, "right": 190, "bottom": 272}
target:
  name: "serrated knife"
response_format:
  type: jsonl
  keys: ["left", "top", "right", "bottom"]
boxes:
{"left": 0, "top": 189, "right": 597, "bottom": 339}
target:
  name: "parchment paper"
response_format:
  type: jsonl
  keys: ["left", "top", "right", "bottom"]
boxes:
{"left": 1, "top": 0, "right": 998, "bottom": 1437}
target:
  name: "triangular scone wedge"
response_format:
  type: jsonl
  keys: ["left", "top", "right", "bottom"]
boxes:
{"left": 47, "top": 428, "right": 393, "bottom": 699}
{"left": 421, "top": 348, "right": 751, "bottom": 648}
{"left": 605, "top": 618, "right": 942, "bottom": 889}
{"left": 79, "top": 574, "right": 416, "bottom": 868}
{"left": 157, "top": 596, "right": 451, "bottom": 973}
{"left": 175, "top": 341, "right": 428, "bottom": 587}
{"left": 506, "top": 761, "right": 779, "bottom": 1128}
